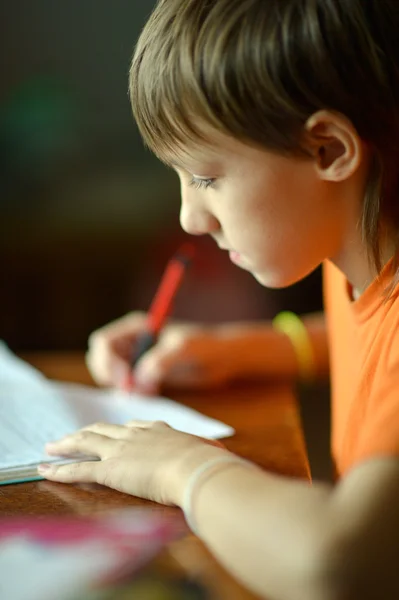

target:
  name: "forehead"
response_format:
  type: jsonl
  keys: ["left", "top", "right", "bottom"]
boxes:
{"left": 163, "top": 135, "right": 223, "bottom": 169}
{"left": 163, "top": 127, "right": 261, "bottom": 170}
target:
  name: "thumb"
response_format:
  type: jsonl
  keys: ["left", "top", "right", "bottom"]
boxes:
{"left": 134, "top": 344, "right": 200, "bottom": 394}
{"left": 85, "top": 350, "right": 131, "bottom": 390}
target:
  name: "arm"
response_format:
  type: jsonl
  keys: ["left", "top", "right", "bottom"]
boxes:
{"left": 217, "top": 311, "right": 329, "bottom": 381}
{"left": 85, "top": 311, "right": 329, "bottom": 393}
{"left": 174, "top": 453, "right": 399, "bottom": 600}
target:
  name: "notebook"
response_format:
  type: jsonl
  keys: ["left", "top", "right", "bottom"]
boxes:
{"left": 0, "top": 343, "right": 234, "bottom": 485}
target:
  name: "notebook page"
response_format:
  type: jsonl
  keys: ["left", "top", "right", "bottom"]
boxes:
{"left": 53, "top": 382, "right": 235, "bottom": 440}
{"left": 0, "top": 342, "right": 47, "bottom": 385}
{"left": 0, "top": 383, "right": 81, "bottom": 470}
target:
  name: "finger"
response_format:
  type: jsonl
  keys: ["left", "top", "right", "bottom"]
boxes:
{"left": 124, "top": 419, "right": 172, "bottom": 430}
{"left": 85, "top": 345, "right": 130, "bottom": 389}
{"left": 81, "top": 422, "right": 130, "bottom": 439}
{"left": 86, "top": 313, "right": 147, "bottom": 388}
{"left": 45, "top": 431, "right": 114, "bottom": 458}
{"left": 38, "top": 460, "right": 100, "bottom": 484}
{"left": 134, "top": 343, "right": 189, "bottom": 392}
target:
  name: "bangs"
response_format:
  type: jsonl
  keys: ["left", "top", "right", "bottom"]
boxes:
{"left": 129, "top": 7, "right": 224, "bottom": 163}
{"left": 129, "top": 68, "right": 219, "bottom": 164}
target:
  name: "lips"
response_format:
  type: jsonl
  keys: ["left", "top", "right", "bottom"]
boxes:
{"left": 215, "top": 241, "right": 244, "bottom": 265}
{"left": 229, "top": 251, "right": 242, "bottom": 263}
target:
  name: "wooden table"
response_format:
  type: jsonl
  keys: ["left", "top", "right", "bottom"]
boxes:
{"left": 0, "top": 353, "right": 310, "bottom": 599}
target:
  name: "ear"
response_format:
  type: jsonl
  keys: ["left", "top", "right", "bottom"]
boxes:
{"left": 304, "top": 110, "right": 364, "bottom": 182}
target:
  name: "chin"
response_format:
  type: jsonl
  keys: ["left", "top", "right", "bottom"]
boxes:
{"left": 251, "top": 268, "right": 304, "bottom": 289}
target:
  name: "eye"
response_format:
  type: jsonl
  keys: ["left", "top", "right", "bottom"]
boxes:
{"left": 188, "top": 176, "right": 216, "bottom": 190}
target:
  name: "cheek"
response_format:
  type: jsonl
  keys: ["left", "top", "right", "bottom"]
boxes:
{"left": 219, "top": 176, "right": 331, "bottom": 276}
{"left": 252, "top": 212, "right": 338, "bottom": 288}
{"left": 222, "top": 185, "right": 274, "bottom": 237}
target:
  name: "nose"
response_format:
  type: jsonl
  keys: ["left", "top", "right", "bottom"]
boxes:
{"left": 179, "top": 197, "right": 220, "bottom": 236}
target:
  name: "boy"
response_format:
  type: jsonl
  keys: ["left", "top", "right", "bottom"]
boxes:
{"left": 40, "top": 2, "right": 399, "bottom": 598}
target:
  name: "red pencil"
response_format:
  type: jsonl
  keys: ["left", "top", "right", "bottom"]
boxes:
{"left": 125, "top": 243, "right": 195, "bottom": 390}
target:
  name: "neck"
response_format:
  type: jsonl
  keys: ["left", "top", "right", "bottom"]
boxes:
{"left": 332, "top": 225, "right": 395, "bottom": 297}
{"left": 328, "top": 149, "right": 396, "bottom": 297}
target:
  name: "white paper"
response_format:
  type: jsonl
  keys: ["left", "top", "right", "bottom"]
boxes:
{"left": 0, "top": 343, "right": 234, "bottom": 471}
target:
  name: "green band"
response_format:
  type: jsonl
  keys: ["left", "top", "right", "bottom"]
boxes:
{"left": 273, "top": 311, "right": 315, "bottom": 382}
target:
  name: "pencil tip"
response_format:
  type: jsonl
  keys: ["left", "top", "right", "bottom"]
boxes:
{"left": 175, "top": 243, "right": 196, "bottom": 265}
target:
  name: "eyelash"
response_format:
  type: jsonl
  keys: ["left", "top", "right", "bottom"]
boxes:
{"left": 188, "top": 177, "right": 216, "bottom": 190}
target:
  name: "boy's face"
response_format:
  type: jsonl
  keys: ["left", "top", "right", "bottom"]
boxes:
{"left": 170, "top": 129, "right": 348, "bottom": 288}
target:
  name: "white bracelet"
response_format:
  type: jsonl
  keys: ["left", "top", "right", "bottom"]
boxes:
{"left": 182, "top": 454, "right": 246, "bottom": 535}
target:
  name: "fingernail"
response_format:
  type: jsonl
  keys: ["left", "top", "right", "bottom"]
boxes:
{"left": 121, "top": 372, "right": 134, "bottom": 393}
{"left": 38, "top": 464, "right": 52, "bottom": 473}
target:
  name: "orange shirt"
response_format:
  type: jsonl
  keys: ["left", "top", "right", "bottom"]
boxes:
{"left": 324, "top": 259, "right": 399, "bottom": 478}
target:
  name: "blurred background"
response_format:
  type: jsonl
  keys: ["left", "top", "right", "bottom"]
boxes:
{"left": 0, "top": 0, "right": 323, "bottom": 354}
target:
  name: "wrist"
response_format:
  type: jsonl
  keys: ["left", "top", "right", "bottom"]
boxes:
{"left": 169, "top": 445, "right": 233, "bottom": 508}
{"left": 216, "top": 323, "right": 299, "bottom": 380}
{"left": 182, "top": 454, "right": 247, "bottom": 534}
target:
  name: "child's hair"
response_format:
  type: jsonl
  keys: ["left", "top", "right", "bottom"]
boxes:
{"left": 130, "top": 0, "right": 399, "bottom": 276}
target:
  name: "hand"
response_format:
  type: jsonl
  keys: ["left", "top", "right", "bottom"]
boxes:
{"left": 86, "top": 312, "right": 255, "bottom": 394}
{"left": 39, "top": 420, "right": 226, "bottom": 506}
